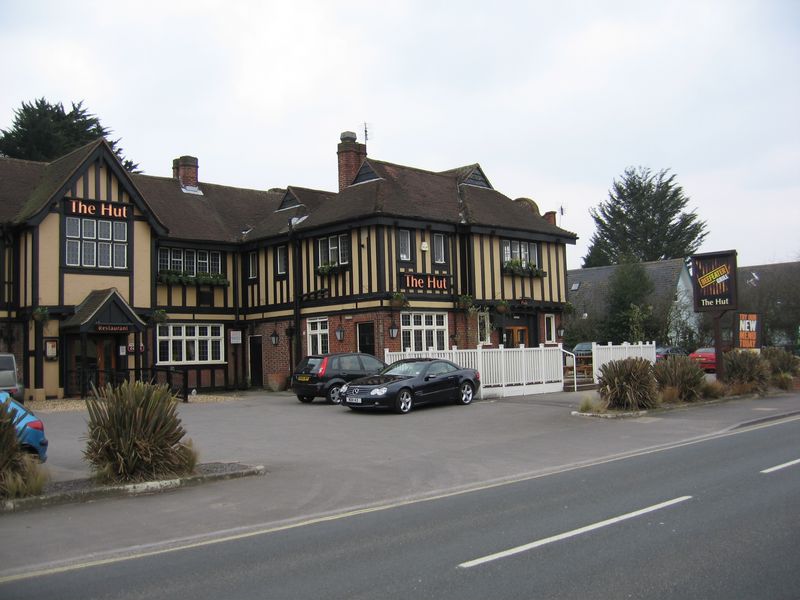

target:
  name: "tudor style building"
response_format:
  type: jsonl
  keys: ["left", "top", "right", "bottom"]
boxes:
{"left": 0, "top": 132, "right": 576, "bottom": 400}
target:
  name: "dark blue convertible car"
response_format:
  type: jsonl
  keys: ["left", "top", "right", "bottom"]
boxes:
{"left": 340, "top": 358, "right": 480, "bottom": 414}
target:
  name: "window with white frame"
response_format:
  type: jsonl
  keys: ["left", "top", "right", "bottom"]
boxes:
{"left": 544, "top": 313, "right": 556, "bottom": 343}
{"left": 478, "top": 311, "right": 492, "bottom": 345}
{"left": 158, "top": 248, "right": 222, "bottom": 275}
{"left": 307, "top": 318, "right": 329, "bottom": 355}
{"left": 65, "top": 217, "right": 127, "bottom": 269}
{"left": 248, "top": 251, "right": 258, "bottom": 279}
{"left": 318, "top": 234, "right": 350, "bottom": 267}
{"left": 276, "top": 245, "right": 287, "bottom": 275}
{"left": 400, "top": 312, "right": 448, "bottom": 352}
{"left": 157, "top": 323, "right": 224, "bottom": 365}
{"left": 501, "top": 240, "right": 538, "bottom": 268}
{"left": 398, "top": 229, "right": 411, "bottom": 261}
{"left": 433, "top": 233, "right": 445, "bottom": 264}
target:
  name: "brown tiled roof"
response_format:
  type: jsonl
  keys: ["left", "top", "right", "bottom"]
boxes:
{"left": 131, "top": 175, "right": 285, "bottom": 243}
{"left": 2, "top": 143, "right": 577, "bottom": 245}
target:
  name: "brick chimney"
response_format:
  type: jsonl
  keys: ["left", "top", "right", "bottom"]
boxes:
{"left": 337, "top": 131, "right": 367, "bottom": 192}
{"left": 543, "top": 211, "right": 557, "bottom": 225}
{"left": 173, "top": 155, "right": 199, "bottom": 188}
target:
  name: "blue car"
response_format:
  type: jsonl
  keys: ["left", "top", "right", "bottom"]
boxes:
{"left": 1, "top": 392, "right": 48, "bottom": 462}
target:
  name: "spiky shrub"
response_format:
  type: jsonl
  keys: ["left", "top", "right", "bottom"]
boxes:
{"left": 598, "top": 358, "right": 659, "bottom": 411}
{"left": 760, "top": 347, "right": 799, "bottom": 376}
{"left": 701, "top": 380, "right": 726, "bottom": 399}
{"left": 84, "top": 381, "right": 198, "bottom": 484}
{"left": 653, "top": 355, "right": 706, "bottom": 403}
{"left": 772, "top": 372, "right": 794, "bottom": 391}
{"left": 0, "top": 399, "right": 47, "bottom": 498}
{"left": 722, "top": 350, "right": 770, "bottom": 394}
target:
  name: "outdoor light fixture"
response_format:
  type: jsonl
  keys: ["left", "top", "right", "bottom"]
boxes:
{"left": 388, "top": 321, "right": 399, "bottom": 339}
{"left": 335, "top": 325, "right": 345, "bottom": 342}
{"left": 557, "top": 327, "right": 565, "bottom": 338}
{"left": 270, "top": 329, "right": 279, "bottom": 346}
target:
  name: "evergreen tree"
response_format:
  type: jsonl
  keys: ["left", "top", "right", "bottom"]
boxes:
{"left": 583, "top": 167, "right": 706, "bottom": 267}
{"left": 0, "top": 98, "right": 138, "bottom": 172}
{"left": 602, "top": 260, "right": 656, "bottom": 343}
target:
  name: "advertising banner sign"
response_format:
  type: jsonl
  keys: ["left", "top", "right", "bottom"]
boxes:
{"left": 690, "top": 250, "right": 738, "bottom": 312}
{"left": 736, "top": 313, "right": 761, "bottom": 349}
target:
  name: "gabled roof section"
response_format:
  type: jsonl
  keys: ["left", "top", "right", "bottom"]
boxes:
{"left": 440, "top": 164, "right": 493, "bottom": 189}
{"left": 352, "top": 162, "right": 380, "bottom": 185}
{"left": 277, "top": 189, "right": 301, "bottom": 211}
{"left": 0, "top": 138, "right": 168, "bottom": 235}
{"left": 60, "top": 288, "right": 146, "bottom": 332}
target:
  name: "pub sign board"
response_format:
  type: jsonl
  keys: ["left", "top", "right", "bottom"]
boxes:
{"left": 690, "top": 250, "right": 738, "bottom": 312}
{"left": 400, "top": 272, "right": 452, "bottom": 292}
{"left": 736, "top": 313, "right": 761, "bottom": 349}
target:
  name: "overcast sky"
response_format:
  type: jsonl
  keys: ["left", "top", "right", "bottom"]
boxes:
{"left": 2, "top": 1, "right": 798, "bottom": 269}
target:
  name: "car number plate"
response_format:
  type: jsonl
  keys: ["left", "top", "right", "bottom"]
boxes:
{"left": 296, "top": 375, "right": 310, "bottom": 382}
{"left": 348, "top": 398, "right": 362, "bottom": 404}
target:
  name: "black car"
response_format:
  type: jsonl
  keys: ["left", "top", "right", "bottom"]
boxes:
{"left": 656, "top": 346, "right": 687, "bottom": 361}
{"left": 290, "top": 352, "right": 386, "bottom": 404}
{"left": 340, "top": 358, "right": 481, "bottom": 414}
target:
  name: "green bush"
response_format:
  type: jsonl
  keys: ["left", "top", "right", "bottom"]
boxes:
{"left": 760, "top": 347, "right": 799, "bottom": 376}
{"left": 84, "top": 381, "right": 198, "bottom": 484}
{"left": 598, "top": 357, "right": 659, "bottom": 411}
{"left": 1, "top": 399, "right": 47, "bottom": 498}
{"left": 653, "top": 355, "right": 705, "bottom": 403}
{"left": 722, "top": 350, "right": 770, "bottom": 394}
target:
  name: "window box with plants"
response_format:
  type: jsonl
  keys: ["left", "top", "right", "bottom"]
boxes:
{"left": 157, "top": 270, "right": 229, "bottom": 287}
{"left": 502, "top": 260, "right": 546, "bottom": 278}
{"left": 316, "top": 262, "right": 348, "bottom": 276}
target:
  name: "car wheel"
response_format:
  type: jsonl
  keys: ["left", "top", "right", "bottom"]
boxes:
{"left": 297, "top": 395, "right": 314, "bottom": 403}
{"left": 326, "top": 384, "right": 343, "bottom": 405}
{"left": 457, "top": 381, "right": 474, "bottom": 405}
{"left": 394, "top": 388, "right": 413, "bottom": 414}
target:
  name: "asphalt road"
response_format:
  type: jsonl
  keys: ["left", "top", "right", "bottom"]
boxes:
{"left": 2, "top": 413, "right": 798, "bottom": 599}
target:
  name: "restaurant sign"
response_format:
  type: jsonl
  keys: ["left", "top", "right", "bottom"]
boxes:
{"left": 401, "top": 272, "right": 451, "bottom": 292}
{"left": 690, "top": 250, "right": 738, "bottom": 312}
{"left": 96, "top": 324, "right": 131, "bottom": 333}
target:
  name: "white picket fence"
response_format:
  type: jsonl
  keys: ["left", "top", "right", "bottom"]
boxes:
{"left": 385, "top": 341, "right": 657, "bottom": 398}
{"left": 591, "top": 342, "right": 657, "bottom": 383}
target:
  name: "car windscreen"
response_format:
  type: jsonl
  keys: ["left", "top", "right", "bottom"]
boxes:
{"left": 383, "top": 362, "right": 426, "bottom": 377}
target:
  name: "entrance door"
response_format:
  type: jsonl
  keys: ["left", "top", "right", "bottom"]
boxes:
{"left": 357, "top": 322, "right": 375, "bottom": 356}
{"left": 249, "top": 335, "right": 263, "bottom": 387}
{"left": 503, "top": 326, "right": 528, "bottom": 348}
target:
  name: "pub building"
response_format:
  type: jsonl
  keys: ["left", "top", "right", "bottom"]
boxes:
{"left": 0, "top": 132, "right": 576, "bottom": 401}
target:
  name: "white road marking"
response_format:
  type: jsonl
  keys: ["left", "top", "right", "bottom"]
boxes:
{"left": 761, "top": 458, "right": 800, "bottom": 474}
{"left": 458, "top": 496, "right": 692, "bottom": 569}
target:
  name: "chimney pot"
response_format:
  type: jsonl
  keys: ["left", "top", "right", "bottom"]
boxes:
{"left": 337, "top": 131, "right": 367, "bottom": 192}
{"left": 174, "top": 155, "right": 199, "bottom": 188}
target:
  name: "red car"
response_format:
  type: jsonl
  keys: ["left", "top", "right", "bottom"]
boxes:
{"left": 689, "top": 347, "right": 716, "bottom": 372}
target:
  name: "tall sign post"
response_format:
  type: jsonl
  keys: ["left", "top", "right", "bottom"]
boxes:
{"left": 690, "top": 250, "right": 738, "bottom": 381}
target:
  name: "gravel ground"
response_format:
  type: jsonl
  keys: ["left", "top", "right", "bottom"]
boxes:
{"left": 26, "top": 392, "right": 245, "bottom": 412}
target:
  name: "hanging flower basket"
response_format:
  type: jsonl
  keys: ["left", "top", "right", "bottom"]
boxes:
{"left": 389, "top": 292, "right": 408, "bottom": 308}
{"left": 32, "top": 306, "right": 49, "bottom": 323}
{"left": 494, "top": 301, "right": 509, "bottom": 314}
